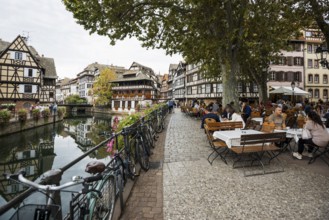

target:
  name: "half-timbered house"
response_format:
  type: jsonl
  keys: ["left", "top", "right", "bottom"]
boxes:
{"left": 0, "top": 35, "right": 57, "bottom": 110}
{"left": 111, "top": 62, "right": 160, "bottom": 112}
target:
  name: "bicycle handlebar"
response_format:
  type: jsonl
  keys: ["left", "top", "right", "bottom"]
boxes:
{"left": 4, "top": 171, "right": 103, "bottom": 191}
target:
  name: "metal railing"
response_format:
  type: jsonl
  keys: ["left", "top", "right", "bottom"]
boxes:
{"left": 0, "top": 104, "right": 168, "bottom": 217}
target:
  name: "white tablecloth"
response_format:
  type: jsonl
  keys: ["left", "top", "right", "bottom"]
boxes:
{"left": 213, "top": 129, "right": 263, "bottom": 148}
{"left": 252, "top": 117, "right": 263, "bottom": 124}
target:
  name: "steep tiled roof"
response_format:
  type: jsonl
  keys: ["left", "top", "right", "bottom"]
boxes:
{"left": 0, "top": 36, "right": 57, "bottom": 78}
{"left": 39, "top": 57, "right": 57, "bottom": 78}
{"left": 169, "top": 64, "right": 178, "bottom": 70}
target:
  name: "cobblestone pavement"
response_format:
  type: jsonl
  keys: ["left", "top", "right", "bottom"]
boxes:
{"left": 163, "top": 111, "right": 329, "bottom": 220}
{"left": 120, "top": 115, "right": 170, "bottom": 220}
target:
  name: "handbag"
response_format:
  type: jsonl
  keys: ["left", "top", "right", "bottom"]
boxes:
{"left": 302, "top": 128, "right": 312, "bottom": 139}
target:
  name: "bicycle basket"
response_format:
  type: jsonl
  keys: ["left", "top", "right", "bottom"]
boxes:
{"left": 9, "top": 204, "right": 61, "bottom": 220}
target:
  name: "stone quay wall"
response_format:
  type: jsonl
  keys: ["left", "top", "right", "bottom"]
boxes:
{"left": 0, "top": 116, "right": 63, "bottom": 137}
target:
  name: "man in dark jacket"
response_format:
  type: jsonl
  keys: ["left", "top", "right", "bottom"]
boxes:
{"left": 201, "top": 106, "right": 220, "bottom": 129}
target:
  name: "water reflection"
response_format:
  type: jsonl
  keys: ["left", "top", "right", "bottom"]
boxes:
{"left": 0, "top": 113, "right": 123, "bottom": 218}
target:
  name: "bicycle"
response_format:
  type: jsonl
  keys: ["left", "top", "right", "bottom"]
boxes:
{"left": 125, "top": 123, "right": 151, "bottom": 171}
{"left": 155, "top": 106, "right": 167, "bottom": 133}
{"left": 4, "top": 167, "right": 110, "bottom": 220}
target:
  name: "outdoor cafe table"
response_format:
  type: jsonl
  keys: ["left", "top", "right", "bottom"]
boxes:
{"left": 251, "top": 117, "right": 263, "bottom": 124}
{"left": 213, "top": 129, "right": 263, "bottom": 148}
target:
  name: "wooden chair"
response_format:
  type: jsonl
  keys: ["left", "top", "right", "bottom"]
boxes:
{"left": 261, "top": 122, "right": 275, "bottom": 133}
{"left": 206, "top": 121, "right": 243, "bottom": 132}
{"left": 204, "top": 125, "right": 228, "bottom": 165}
{"left": 251, "top": 111, "right": 261, "bottom": 118}
{"left": 230, "top": 132, "right": 286, "bottom": 176}
{"left": 297, "top": 118, "right": 306, "bottom": 128}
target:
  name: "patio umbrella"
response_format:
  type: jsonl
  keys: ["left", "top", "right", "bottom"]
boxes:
{"left": 269, "top": 86, "right": 292, "bottom": 94}
{"left": 269, "top": 86, "right": 309, "bottom": 96}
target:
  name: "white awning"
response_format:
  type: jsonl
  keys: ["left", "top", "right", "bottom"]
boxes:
{"left": 270, "top": 86, "right": 309, "bottom": 96}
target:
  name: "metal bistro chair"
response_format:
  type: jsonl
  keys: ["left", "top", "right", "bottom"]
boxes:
{"left": 205, "top": 124, "right": 228, "bottom": 165}
{"left": 308, "top": 141, "right": 329, "bottom": 166}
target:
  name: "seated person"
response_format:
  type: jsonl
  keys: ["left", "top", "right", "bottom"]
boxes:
{"left": 241, "top": 101, "right": 251, "bottom": 123}
{"left": 268, "top": 106, "right": 286, "bottom": 130}
{"left": 222, "top": 106, "right": 245, "bottom": 128}
{"left": 293, "top": 111, "right": 329, "bottom": 159}
{"left": 201, "top": 106, "right": 220, "bottom": 129}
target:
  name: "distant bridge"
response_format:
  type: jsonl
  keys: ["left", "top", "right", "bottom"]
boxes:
{"left": 59, "top": 103, "right": 93, "bottom": 113}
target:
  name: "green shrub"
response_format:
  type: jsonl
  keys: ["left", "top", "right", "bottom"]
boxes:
{"left": 32, "top": 109, "right": 40, "bottom": 120}
{"left": 57, "top": 107, "right": 66, "bottom": 117}
{"left": 42, "top": 109, "right": 51, "bottom": 118}
{"left": 65, "top": 95, "right": 87, "bottom": 104}
{"left": 0, "top": 109, "right": 11, "bottom": 124}
{"left": 18, "top": 109, "right": 28, "bottom": 122}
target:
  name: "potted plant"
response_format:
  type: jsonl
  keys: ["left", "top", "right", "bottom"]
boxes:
{"left": 18, "top": 109, "right": 28, "bottom": 122}
{"left": 32, "top": 109, "right": 41, "bottom": 120}
{"left": 0, "top": 109, "right": 11, "bottom": 124}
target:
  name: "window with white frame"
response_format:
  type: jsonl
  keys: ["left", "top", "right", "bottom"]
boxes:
{"left": 315, "top": 74, "right": 319, "bottom": 83}
{"left": 323, "top": 89, "right": 328, "bottom": 98}
{"left": 324, "top": 75, "right": 328, "bottom": 84}
{"left": 192, "top": 86, "right": 197, "bottom": 95}
{"left": 308, "top": 89, "right": 313, "bottom": 98}
{"left": 269, "top": 72, "right": 275, "bottom": 81}
{"left": 315, "top": 89, "right": 319, "bottom": 98}
{"left": 308, "top": 59, "right": 313, "bottom": 68}
{"left": 205, "top": 84, "right": 212, "bottom": 93}
{"left": 201, "top": 84, "right": 205, "bottom": 94}
{"left": 187, "top": 87, "right": 192, "bottom": 95}
{"left": 253, "top": 84, "right": 258, "bottom": 93}
{"left": 24, "top": 85, "right": 32, "bottom": 93}
{"left": 238, "top": 82, "right": 242, "bottom": 93}
{"left": 308, "top": 74, "right": 313, "bottom": 83}
{"left": 197, "top": 85, "right": 202, "bottom": 94}
{"left": 15, "top": 52, "right": 23, "bottom": 60}
{"left": 314, "top": 60, "right": 319, "bottom": 68}
{"left": 307, "top": 44, "right": 313, "bottom": 53}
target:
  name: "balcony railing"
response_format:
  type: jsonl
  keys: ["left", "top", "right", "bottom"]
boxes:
{"left": 112, "top": 85, "right": 153, "bottom": 90}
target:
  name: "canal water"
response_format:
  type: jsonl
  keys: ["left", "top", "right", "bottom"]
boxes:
{"left": 0, "top": 113, "right": 124, "bottom": 219}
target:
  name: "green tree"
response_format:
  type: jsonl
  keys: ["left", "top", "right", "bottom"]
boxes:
{"left": 65, "top": 94, "right": 87, "bottom": 104}
{"left": 304, "top": 0, "right": 329, "bottom": 48}
{"left": 63, "top": 0, "right": 305, "bottom": 105}
{"left": 92, "top": 68, "right": 117, "bottom": 106}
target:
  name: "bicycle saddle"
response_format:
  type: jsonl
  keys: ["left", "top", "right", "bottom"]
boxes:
{"left": 85, "top": 161, "right": 105, "bottom": 174}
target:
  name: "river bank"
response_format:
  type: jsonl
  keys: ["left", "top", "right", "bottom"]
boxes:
{"left": 0, "top": 115, "right": 63, "bottom": 137}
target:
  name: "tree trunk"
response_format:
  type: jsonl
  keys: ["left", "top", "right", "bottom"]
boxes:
{"left": 257, "top": 80, "right": 268, "bottom": 104}
{"left": 222, "top": 59, "right": 239, "bottom": 111}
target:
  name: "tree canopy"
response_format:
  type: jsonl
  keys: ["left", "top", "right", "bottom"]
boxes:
{"left": 63, "top": 0, "right": 316, "bottom": 105}
{"left": 91, "top": 68, "right": 117, "bottom": 105}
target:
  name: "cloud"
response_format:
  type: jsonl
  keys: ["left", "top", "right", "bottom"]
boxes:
{"left": 0, "top": 0, "right": 182, "bottom": 78}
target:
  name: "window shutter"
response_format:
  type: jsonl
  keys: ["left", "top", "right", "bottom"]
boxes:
{"left": 32, "top": 85, "right": 37, "bottom": 93}
{"left": 22, "top": 53, "right": 26, "bottom": 60}
{"left": 33, "top": 69, "right": 37, "bottom": 77}
{"left": 19, "top": 85, "right": 24, "bottom": 93}
{"left": 24, "top": 68, "right": 28, "bottom": 77}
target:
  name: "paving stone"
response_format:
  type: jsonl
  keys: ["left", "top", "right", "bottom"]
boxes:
{"left": 163, "top": 111, "right": 329, "bottom": 220}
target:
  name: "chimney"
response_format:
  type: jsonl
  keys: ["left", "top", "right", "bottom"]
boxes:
{"left": 42, "top": 54, "right": 44, "bottom": 57}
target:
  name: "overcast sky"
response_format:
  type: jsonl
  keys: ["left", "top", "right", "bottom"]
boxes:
{"left": 0, "top": 0, "right": 182, "bottom": 79}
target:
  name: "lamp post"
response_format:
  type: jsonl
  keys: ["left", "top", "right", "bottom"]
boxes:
{"left": 291, "top": 81, "right": 295, "bottom": 105}
{"left": 315, "top": 46, "right": 329, "bottom": 69}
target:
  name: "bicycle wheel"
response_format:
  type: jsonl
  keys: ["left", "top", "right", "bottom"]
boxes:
{"left": 116, "top": 171, "right": 124, "bottom": 212}
{"left": 155, "top": 116, "right": 164, "bottom": 133}
{"left": 90, "top": 175, "right": 116, "bottom": 220}
{"left": 146, "top": 126, "right": 155, "bottom": 148}
{"left": 126, "top": 141, "right": 137, "bottom": 179}
{"left": 136, "top": 140, "right": 150, "bottom": 171}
